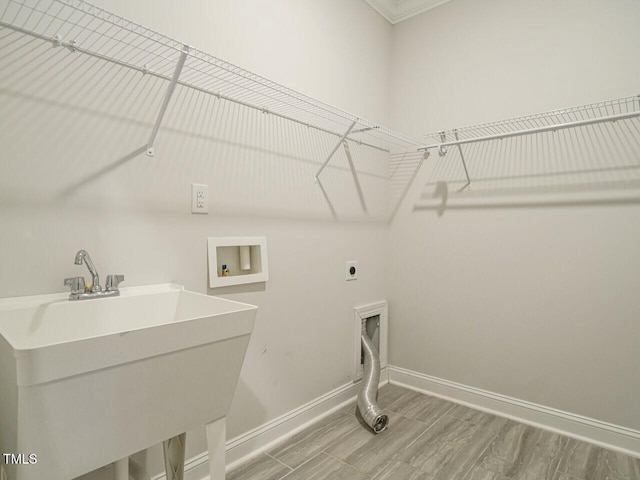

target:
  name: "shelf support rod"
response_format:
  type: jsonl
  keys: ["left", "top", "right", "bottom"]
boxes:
{"left": 418, "top": 110, "right": 640, "bottom": 152}
{"left": 146, "top": 45, "right": 189, "bottom": 156}
{"left": 343, "top": 140, "right": 368, "bottom": 213}
{"left": 454, "top": 129, "right": 471, "bottom": 191}
{"left": 315, "top": 120, "right": 357, "bottom": 180}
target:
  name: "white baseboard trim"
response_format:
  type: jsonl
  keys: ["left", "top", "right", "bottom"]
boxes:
{"left": 153, "top": 368, "right": 389, "bottom": 480}
{"left": 388, "top": 365, "right": 640, "bottom": 459}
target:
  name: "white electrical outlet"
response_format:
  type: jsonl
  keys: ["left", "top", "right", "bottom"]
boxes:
{"left": 346, "top": 261, "right": 358, "bottom": 281}
{"left": 191, "top": 184, "right": 209, "bottom": 214}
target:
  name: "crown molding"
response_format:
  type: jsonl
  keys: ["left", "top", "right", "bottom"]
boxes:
{"left": 363, "top": 0, "right": 452, "bottom": 24}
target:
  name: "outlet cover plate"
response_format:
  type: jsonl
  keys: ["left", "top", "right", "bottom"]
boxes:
{"left": 346, "top": 261, "right": 358, "bottom": 281}
{"left": 191, "top": 183, "right": 209, "bottom": 214}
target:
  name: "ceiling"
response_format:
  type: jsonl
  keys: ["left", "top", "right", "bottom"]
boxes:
{"left": 363, "top": 0, "right": 452, "bottom": 24}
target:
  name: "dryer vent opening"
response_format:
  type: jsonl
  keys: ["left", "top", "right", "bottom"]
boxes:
{"left": 360, "top": 315, "right": 380, "bottom": 368}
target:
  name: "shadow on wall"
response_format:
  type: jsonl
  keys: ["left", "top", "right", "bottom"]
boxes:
{"left": 414, "top": 118, "right": 640, "bottom": 216}
{"left": 0, "top": 29, "right": 392, "bottom": 223}
{"left": 226, "top": 377, "right": 268, "bottom": 440}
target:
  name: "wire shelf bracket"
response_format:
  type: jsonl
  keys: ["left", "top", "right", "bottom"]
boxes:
{"left": 314, "top": 120, "right": 370, "bottom": 213}
{"left": 314, "top": 120, "right": 357, "bottom": 181}
{"left": 453, "top": 129, "right": 471, "bottom": 191}
{"left": 343, "top": 140, "right": 368, "bottom": 213}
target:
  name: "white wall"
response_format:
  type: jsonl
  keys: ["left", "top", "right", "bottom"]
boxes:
{"left": 3, "top": 0, "right": 640, "bottom": 476}
{"left": 0, "top": 0, "right": 392, "bottom": 477}
{"left": 389, "top": 0, "right": 640, "bottom": 432}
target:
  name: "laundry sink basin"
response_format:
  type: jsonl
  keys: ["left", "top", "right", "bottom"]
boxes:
{"left": 0, "top": 284, "right": 257, "bottom": 480}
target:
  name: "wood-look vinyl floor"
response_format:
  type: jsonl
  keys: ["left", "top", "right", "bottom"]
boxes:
{"left": 228, "top": 384, "right": 640, "bottom": 480}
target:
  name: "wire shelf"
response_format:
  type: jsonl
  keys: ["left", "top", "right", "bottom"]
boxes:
{"left": 414, "top": 94, "right": 640, "bottom": 209}
{"left": 422, "top": 95, "right": 640, "bottom": 150}
{"left": 0, "top": 0, "right": 421, "bottom": 153}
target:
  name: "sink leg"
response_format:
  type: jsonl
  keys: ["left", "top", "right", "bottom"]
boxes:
{"left": 163, "top": 432, "right": 186, "bottom": 480}
{"left": 114, "top": 458, "right": 129, "bottom": 480}
{"left": 206, "top": 417, "right": 226, "bottom": 480}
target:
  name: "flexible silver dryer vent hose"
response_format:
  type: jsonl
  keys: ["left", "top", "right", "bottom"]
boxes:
{"left": 357, "top": 319, "right": 389, "bottom": 434}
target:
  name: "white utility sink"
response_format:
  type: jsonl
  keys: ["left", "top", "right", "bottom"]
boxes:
{"left": 0, "top": 284, "right": 257, "bottom": 480}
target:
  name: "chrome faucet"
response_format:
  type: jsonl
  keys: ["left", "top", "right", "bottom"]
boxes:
{"left": 65, "top": 250, "right": 124, "bottom": 301}
{"left": 74, "top": 250, "right": 100, "bottom": 293}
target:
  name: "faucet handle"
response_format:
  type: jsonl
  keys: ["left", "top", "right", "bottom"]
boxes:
{"left": 106, "top": 274, "right": 125, "bottom": 291}
{"left": 64, "top": 276, "right": 86, "bottom": 293}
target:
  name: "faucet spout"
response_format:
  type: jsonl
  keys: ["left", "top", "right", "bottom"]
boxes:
{"left": 74, "top": 250, "right": 100, "bottom": 292}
